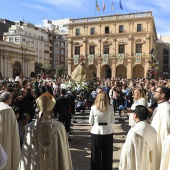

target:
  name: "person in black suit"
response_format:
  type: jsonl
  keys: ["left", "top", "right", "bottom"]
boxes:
{"left": 55, "top": 89, "right": 72, "bottom": 140}
{"left": 126, "top": 82, "right": 136, "bottom": 108}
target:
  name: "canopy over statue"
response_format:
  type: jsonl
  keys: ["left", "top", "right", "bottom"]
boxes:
{"left": 71, "top": 62, "right": 92, "bottom": 82}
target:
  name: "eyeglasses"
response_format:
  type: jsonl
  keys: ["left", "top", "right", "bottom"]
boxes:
{"left": 154, "top": 91, "right": 161, "bottom": 93}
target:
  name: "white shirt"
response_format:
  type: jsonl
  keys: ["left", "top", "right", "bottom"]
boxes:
{"left": 89, "top": 105, "right": 115, "bottom": 135}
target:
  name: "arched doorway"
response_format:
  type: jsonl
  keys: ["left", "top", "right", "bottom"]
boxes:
{"left": 101, "top": 65, "right": 111, "bottom": 78}
{"left": 133, "top": 65, "right": 144, "bottom": 78}
{"left": 116, "top": 64, "right": 127, "bottom": 78}
{"left": 13, "top": 62, "right": 21, "bottom": 77}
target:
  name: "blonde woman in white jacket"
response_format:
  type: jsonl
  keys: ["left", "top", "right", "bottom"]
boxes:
{"left": 89, "top": 92, "right": 115, "bottom": 170}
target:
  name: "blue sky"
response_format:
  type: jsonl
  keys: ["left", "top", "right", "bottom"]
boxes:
{"left": 1, "top": 0, "right": 170, "bottom": 36}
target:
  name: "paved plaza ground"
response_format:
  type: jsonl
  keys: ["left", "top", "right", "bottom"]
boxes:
{"left": 69, "top": 110, "right": 130, "bottom": 170}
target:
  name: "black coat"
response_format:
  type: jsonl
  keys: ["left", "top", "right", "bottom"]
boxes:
{"left": 55, "top": 96, "right": 71, "bottom": 114}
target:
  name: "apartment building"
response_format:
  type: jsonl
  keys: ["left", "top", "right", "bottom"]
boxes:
{"left": 43, "top": 19, "right": 69, "bottom": 72}
{"left": 3, "top": 21, "right": 50, "bottom": 69}
{"left": 157, "top": 35, "right": 170, "bottom": 78}
{"left": 67, "top": 11, "right": 157, "bottom": 79}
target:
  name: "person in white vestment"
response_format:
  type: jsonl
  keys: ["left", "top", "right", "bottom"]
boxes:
{"left": 89, "top": 92, "right": 115, "bottom": 170}
{"left": 150, "top": 86, "right": 170, "bottom": 159}
{"left": 126, "top": 86, "right": 148, "bottom": 127}
{"left": 0, "top": 92, "right": 21, "bottom": 170}
{"left": 19, "top": 91, "right": 73, "bottom": 170}
{"left": 119, "top": 105, "right": 159, "bottom": 170}
{"left": 160, "top": 134, "right": 170, "bottom": 170}
{"left": 0, "top": 144, "right": 8, "bottom": 169}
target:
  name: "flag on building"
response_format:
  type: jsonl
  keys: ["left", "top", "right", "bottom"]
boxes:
{"left": 96, "top": 0, "right": 100, "bottom": 12}
{"left": 103, "top": 0, "right": 106, "bottom": 12}
{"left": 119, "top": 0, "right": 123, "bottom": 10}
{"left": 111, "top": 1, "right": 114, "bottom": 11}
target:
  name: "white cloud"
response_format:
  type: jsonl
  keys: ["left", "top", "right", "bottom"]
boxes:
{"left": 21, "top": 3, "right": 49, "bottom": 11}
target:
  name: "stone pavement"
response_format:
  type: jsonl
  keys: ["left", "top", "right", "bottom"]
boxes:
{"left": 69, "top": 110, "right": 130, "bottom": 170}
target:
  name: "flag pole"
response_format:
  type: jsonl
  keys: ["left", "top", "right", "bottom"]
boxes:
{"left": 95, "top": 0, "right": 96, "bottom": 16}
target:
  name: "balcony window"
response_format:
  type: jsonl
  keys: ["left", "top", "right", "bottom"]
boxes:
{"left": 91, "top": 27, "right": 95, "bottom": 35}
{"left": 9, "top": 37, "right": 13, "bottom": 42}
{"left": 76, "top": 29, "right": 80, "bottom": 36}
{"left": 89, "top": 46, "right": 95, "bottom": 54}
{"left": 119, "top": 45, "right": 125, "bottom": 53}
{"left": 75, "top": 47, "right": 80, "bottom": 55}
{"left": 105, "top": 27, "right": 109, "bottom": 34}
{"left": 119, "top": 25, "right": 124, "bottom": 33}
{"left": 103, "top": 45, "right": 109, "bottom": 54}
{"left": 136, "top": 44, "right": 142, "bottom": 53}
{"left": 137, "top": 24, "right": 142, "bottom": 32}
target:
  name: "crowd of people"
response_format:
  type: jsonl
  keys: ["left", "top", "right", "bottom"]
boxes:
{"left": 0, "top": 74, "right": 170, "bottom": 170}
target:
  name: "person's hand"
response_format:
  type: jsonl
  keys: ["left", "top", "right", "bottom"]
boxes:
{"left": 126, "top": 108, "right": 131, "bottom": 113}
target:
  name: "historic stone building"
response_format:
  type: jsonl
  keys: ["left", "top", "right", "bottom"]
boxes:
{"left": 67, "top": 11, "right": 157, "bottom": 79}
{"left": 0, "top": 40, "right": 35, "bottom": 78}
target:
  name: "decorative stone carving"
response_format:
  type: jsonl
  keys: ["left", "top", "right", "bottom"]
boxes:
{"left": 128, "top": 35, "right": 132, "bottom": 40}
{"left": 118, "top": 39, "right": 127, "bottom": 44}
{"left": 146, "top": 34, "right": 150, "bottom": 39}
{"left": 83, "top": 38, "right": 86, "bottom": 42}
{"left": 68, "top": 39, "right": 72, "bottom": 43}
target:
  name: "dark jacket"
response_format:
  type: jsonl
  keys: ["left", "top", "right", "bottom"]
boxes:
{"left": 55, "top": 96, "right": 71, "bottom": 114}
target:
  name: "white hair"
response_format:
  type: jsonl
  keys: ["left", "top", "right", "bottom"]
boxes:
{"left": 0, "top": 92, "right": 11, "bottom": 102}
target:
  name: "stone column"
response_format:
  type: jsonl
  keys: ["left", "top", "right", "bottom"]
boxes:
{"left": 83, "top": 38, "right": 87, "bottom": 58}
{"left": 111, "top": 59, "right": 116, "bottom": 78}
{"left": 127, "top": 59, "right": 132, "bottom": 79}
{"left": 67, "top": 39, "right": 72, "bottom": 75}
{"left": 145, "top": 58, "right": 150, "bottom": 78}
{"left": 97, "top": 59, "right": 102, "bottom": 78}
{"left": 67, "top": 59, "right": 72, "bottom": 76}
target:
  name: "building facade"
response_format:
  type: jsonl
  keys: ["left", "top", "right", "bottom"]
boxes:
{"left": 67, "top": 11, "right": 157, "bottom": 79}
{"left": 43, "top": 19, "right": 69, "bottom": 72}
{"left": 3, "top": 21, "right": 50, "bottom": 69}
{"left": 0, "top": 19, "right": 15, "bottom": 40}
{"left": 157, "top": 35, "right": 170, "bottom": 78}
{"left": 0, "top": 41, "right": 35, "bottom": 78}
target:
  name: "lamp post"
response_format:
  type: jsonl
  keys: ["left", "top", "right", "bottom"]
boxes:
{"left": 147, "top": 48, "right": 159, "bottom": 79}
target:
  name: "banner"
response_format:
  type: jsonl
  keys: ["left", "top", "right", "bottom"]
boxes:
{"left": 88, "top": 54, "right": 94, "bottom": 64}
{"left": 118, "top": 54, "right": 124, "bottom": 62}
{"left": 73, "top": 55, "right": 79, "bottom": 65}
{"left": 102, "top": 54, "right": 109, "bottom": 64}
{"left": 135, "top": 53, "right": 142, "bottom": 62}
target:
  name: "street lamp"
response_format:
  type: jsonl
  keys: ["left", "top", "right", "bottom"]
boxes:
{"left": 147, "top": 48, "right": 159, "bottom": 79}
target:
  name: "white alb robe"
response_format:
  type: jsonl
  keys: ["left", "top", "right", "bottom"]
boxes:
{"left": 151, "top": 101, "right": 170, "bottom": 158}
{"left": 0, "top": 102, "right": 21, "bottom": 170}
{"left": 19, "top": 119, "right": 73, "bottom": 170}
{"left": 160, "top": 134, "right": 170, "bottom": 170}
{"left": 119, "top": 121, "right": 159, "bottom": 170}
{"left": 0, "top": 144, "right": 8, "bottom": 169}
